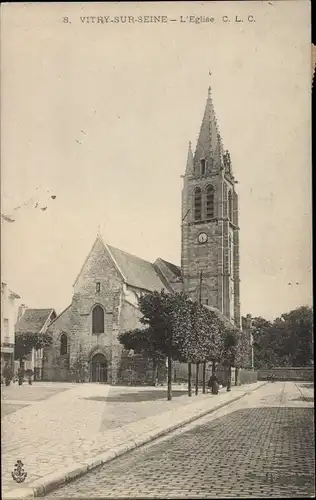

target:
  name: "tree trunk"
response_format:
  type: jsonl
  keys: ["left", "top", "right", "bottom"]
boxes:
{"left": 202, "top": 361, "right": 206, "bottom": 394}
{"left": 152, "top": 358, "right": 158, "bottom": 386}
{"left": 167, "top": 356, "right": 172, "bottom": 401}
{"left": 235, "top": 367, "right": 239, "bottom": 386}
{"left": 227, "top": 365, "right": 232, "bottom": 391}
{"left": 212, "top": 360, "right": 216, "bottom": 375}
{"left": 195, "top": 362, "right": 200, "bottom": 395}
{"left": 188, "top": 362, "right": 192, "bottom": 397}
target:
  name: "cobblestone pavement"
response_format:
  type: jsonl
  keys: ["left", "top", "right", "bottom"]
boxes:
{"left": 3, "top": 381, "right": 222, "bottom": 492}
{"left": 1, "top": 382, "right": 73, "bottom": 418}
{"left": 47, "top": 382, "right": 315, "bottom": 499}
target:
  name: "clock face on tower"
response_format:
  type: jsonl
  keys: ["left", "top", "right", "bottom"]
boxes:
{"left": 198, "top": 232, "right": 208, "bottom": 244}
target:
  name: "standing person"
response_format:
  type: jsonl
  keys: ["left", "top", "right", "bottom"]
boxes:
{"left": 208, "top": 373, "right": 219, "bottom": 395}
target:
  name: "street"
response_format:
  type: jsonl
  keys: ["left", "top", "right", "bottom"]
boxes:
{"left": 46, "top": 382, "right": 314, "bottom": 498}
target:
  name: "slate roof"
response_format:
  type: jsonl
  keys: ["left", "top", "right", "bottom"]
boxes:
{"left": 107, "top": 245, "right": 170, "bottom": 292}
{"left": 15, "top": 309, "right": 56, "bottom": 335}
{"left": 157, "top": 259, "right": 182, "bottom": 278}
{"left": 205, "top": 305, "right": 236, "bottom": 329}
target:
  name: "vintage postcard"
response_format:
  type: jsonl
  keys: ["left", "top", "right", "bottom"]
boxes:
{"left": 1, "top": 1, "right": 313, "bottom": 499}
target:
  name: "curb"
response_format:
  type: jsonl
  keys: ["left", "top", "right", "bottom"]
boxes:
{"left": 4, "top": 382, "right": 267, "bottom": 499}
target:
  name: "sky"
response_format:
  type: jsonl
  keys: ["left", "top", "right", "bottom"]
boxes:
{"left": 1, "top": 1, "right": 312, "bottom": 320}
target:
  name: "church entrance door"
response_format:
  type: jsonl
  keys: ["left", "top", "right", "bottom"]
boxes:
{"left": 90, "top": 353, "right": 108, "bottom": 383}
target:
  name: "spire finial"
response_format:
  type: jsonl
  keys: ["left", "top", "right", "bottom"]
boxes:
{"left": 97, "top": 224, "right": 101, "bottom": 236}
{"left": 208, "top": 70, "right": 212, "bottom": 98}
{"left": 185, "top": 140, "right": 194, "bottom": 175}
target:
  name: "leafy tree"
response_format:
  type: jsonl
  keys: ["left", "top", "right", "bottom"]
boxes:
{"left": 280, "top": 306, "right": 313, "bottom": 366}
{"left": 164, "top": 296, "right": 223, "bottom": 395}
{"left": 204, "top": 307, "right": 225, "bottom": 377}
{"left": 174, "top": 301, "right": 207, "bottom": 395}
{"left": 118, "top": 327, "right": 165, "bottom": 384}
{"left": 119, "top": 289, "right": 245, "bottom": 398}
{"left": 235, "top": 330, "right": 251, "bottom": 368}
{"left": 119, "top": 290, "right": 187, "bottom": 400}
{"left": 220, "top": 325, "right": 249, "bottom": 390}
{"left": 119, "top": 290, "right": 220, "bottom": 400}
{"left": 140, "top": 290, "right": 200, "bottom": 400}
{"left": 15, "top": 332, "right": 53, "bottom": 368}
{"left": 252, "top": 306, "right": 313, "bottom": 368}
{"left": 252, "top": 317, "right": 278, "bottom": 368}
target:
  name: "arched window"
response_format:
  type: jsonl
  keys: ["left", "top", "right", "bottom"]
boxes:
{"left": 206, "top": 185, "right": 214, "bottom": 219}
{"left": 60, "top": 334, "right": 68, "bottom": 355}
{"left": 228, "top": 190, "right": 233, "bottom": 221}
{"left": 200, "top": 159, "right": 206, "bottom": 176}
{"left": 194, "top": 187, "right": 202, "bottom": 221}
{"left": 92, "top": 305, "right": 104, "bottom": 334}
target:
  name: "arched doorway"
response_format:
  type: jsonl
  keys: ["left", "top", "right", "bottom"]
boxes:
{"left": 90, "top": 353, "right": 108, "bottom": 383}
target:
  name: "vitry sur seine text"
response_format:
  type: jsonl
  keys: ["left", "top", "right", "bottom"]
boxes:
{"left": 62, "top": 15, "right": 256, "bottom": 25}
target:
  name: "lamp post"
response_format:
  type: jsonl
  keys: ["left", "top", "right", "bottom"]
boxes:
{"left": 128, "top": 349, "right": 134, "bottom": 385}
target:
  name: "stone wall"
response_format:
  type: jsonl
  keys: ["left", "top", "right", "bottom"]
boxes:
{"left": 118, "top": 352, "right": 166, "bottom": 386}
{"left": 238, "top": 368, "right": 258, "bottom": 385}
{"left": 43, "top": 305, "right": 72, "bottom": 381}
{"left": 173, "top": 362, "right": 229, "bottom": 385}
{"left": 258, "top": 367, "right": 314, "bottom": 381}
{"left": 173, "top": 362, "right": 258, "bottom": 386}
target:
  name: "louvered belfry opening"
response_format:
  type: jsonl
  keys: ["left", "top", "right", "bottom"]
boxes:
{"left": 206, "top": 185, "right": 214, "bottom": 219}
{"left": 194, "top": 187, "right": 202, "bottom": 221}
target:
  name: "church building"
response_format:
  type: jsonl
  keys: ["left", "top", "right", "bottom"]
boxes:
{"left": 43, "top": 86, "right": 241, "bottom": 384}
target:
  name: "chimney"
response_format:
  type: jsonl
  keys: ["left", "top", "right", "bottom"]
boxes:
{"left": 242, "top": 313, "right": 253, "bottom": 330}
{"left": 245, "top": 313, "right": 253, "bottom": 329}
{"left": 17, "top": 304, "right": 27, "bottom": 322}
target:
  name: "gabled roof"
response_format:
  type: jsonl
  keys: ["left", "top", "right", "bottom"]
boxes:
{"left": 15, "top": 308, "right": 56, "bottom": 335}
{"left": 47, "top": 304, "right": 72, "bottom": 328}
{"left": 107, "top": 245, "right": 168, "bottom": 292}
{"left": 73, "top": 235, "right": 182, "bottom": 294}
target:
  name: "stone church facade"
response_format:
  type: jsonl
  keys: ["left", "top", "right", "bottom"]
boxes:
{"left": 43, "top": 86, "right": 241, "bottom": 384}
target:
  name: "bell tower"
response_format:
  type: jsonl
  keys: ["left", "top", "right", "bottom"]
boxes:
{"left": 181, "top": 86, "right": 241, "bottom": 327}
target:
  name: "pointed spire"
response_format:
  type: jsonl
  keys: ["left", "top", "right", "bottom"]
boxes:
{"left": 185, "top": 141, "right": 194, "bottom": 175}
{"left": 194, "top": 85, "right": 224, "bottom": 173}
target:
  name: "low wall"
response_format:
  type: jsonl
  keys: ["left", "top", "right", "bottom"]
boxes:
{"left": 258, "top": 367, "right": 314, "bottom": 382}
{"left": 173, "top": 362, "right": 258, "bottom": 386}
{"left": 238, "top": 368, "right": 258, "bottom": 385}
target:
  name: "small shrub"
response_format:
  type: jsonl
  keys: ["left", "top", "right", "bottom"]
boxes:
{"left": 3, "top": 365, "right": 13, "bottom": 385}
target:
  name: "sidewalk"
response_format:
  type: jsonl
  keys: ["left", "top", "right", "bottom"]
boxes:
{"left": 2, "top": 381, "right": 266, "bottom": 499}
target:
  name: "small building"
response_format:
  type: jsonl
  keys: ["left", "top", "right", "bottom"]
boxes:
{"left": 1, "top": 282, "right": 21, "bottom": 374}
{"left": 15, "top": 308, "right": 57, "bottom": 380}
